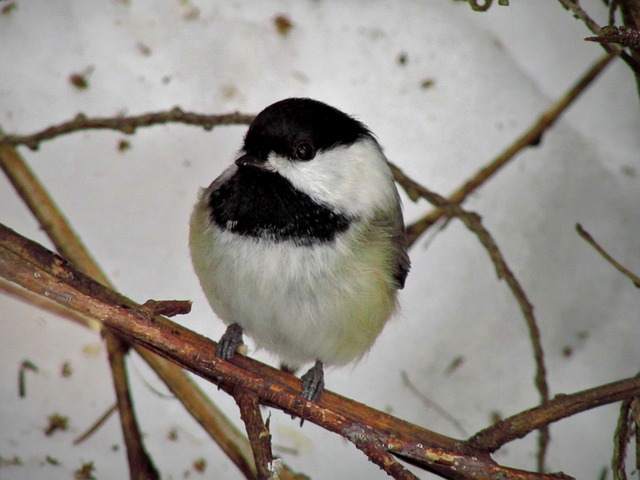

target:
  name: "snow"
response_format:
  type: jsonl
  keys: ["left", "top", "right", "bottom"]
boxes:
{"left": 1, "top": 1, "right": 639, "bottom": 478}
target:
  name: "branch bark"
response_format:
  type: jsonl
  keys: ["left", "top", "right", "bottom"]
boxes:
{"left": 234, "top": 389, "right": 276, "bottom": 480}
{"left": 469, "top": 377, "right": 640, "bottom": 452}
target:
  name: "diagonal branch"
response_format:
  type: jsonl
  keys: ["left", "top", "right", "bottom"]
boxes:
{"left": 0, "top": 221, "right": 577, "bottom": 480}
{"left": 469, "top": 376, "right": 640, "bottom": 452}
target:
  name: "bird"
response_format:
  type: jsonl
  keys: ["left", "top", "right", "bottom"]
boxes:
{"left": 189, "top": 97, "right": 410, "bottom": 402}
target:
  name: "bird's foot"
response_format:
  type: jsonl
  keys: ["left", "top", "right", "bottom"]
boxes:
{"left": 301, "top": 360, "right": 324, "bottom": 402}
{"left": 216, "top": 323, "right": 244, "bottom": 360}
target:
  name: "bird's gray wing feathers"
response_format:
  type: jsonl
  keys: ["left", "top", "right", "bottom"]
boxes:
{"left": 371, "top": 202, "right": 410, "bottom": 290}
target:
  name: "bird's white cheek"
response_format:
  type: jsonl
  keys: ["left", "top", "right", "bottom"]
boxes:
{"left": 270, "top": 139, "right": 398, "bottom": 217}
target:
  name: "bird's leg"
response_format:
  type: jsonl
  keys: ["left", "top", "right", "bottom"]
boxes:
{"left": 301, "top": 360, "right": 325, "bottom": 402}
{"left": 216, "top": 323, "right": 244, "bottom": 360}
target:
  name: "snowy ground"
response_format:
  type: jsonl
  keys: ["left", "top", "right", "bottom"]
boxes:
{"left": 1, "top": 1, "right": 639, "bottom": 479}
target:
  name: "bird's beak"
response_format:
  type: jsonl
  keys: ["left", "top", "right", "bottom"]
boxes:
{"left": 235, "top": 154, "right": 269, "bottom": 170}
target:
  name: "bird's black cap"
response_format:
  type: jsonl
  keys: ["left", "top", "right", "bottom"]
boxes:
{"left": 242, "top": 97, "right": 372, "bottom": 161}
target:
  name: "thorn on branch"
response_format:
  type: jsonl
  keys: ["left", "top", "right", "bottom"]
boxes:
{"left": 135, "top": 299, "right": 192, "bottom": 319}
{"left": 586, "top": 26, "right": 640, "bottom": 47}
{"left": 576, "top": 223, "right": 640, "bottom": 288}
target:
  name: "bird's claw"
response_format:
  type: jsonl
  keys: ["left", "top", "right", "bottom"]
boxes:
{"left": 216, "top": 323, "right": 244, "bottom": 360}
{"left": 301, "top": 360, "right": 324, "bottom": 402}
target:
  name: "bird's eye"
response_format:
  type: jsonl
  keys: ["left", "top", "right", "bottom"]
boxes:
{"left": 295, "top": 142, "right": 315, "bottom": 161}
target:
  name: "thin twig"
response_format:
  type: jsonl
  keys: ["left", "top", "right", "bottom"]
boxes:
{"left": 391, "top": 164, "right": 551, "bottom": 471}
{"left": 576, "top": 223, "right": 640, "bottom": 287}
{"left": 0, "top": 109, "right": 255, "bottom": 150}
{"left": 404, "top": 53, "right": 616, "bottom": 244}
{"left": 73, "top": 403, "right": 118, "bottom": 445}
{"left": 612, "top": 398, "right": 633, "bottom": 480}
{"left": 468, "top": 376, "right": 640, "bottom": 452}
{"left": 400, "top": 371, "right": 467, "bottom": 437}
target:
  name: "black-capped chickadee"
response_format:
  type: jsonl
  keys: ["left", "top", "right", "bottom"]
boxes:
{"left": 189, "top": 98, "right": 410, "bottom": 401}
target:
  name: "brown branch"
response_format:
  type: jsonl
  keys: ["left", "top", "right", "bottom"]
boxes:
{"left": 0, "top": 222, "right": 575, "bottom": 480}
{"left": 576, "top": 223, "right": 640, "bottom": 287}
{"left": 404, "top": 53, "right": 616, "bottom": 243}
{"left": 234, "top": 389, "right": 276, "bottom": 480}
{"left": 469, "top": 376, "right": 640, "bottom": 453}
{"left": 105, "top": 335, "right": 159, "bottom": 480}
{"left": 351, "top": 438, "right": 421, "bottom": 480}
{"left": 0, "top": 108, "right": 255, "bottom": 150}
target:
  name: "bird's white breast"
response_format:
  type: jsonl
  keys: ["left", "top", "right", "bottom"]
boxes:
{"left": 189, "top": 194, "right": 399, "bottom": 368}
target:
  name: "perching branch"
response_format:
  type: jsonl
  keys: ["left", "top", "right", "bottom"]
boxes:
{"left": 0, "top": 221, "right": 580, "bottom": 480}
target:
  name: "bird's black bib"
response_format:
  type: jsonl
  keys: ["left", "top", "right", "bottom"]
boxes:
{"left": 209, "top": 168, "right": 351, "bottom": 246}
